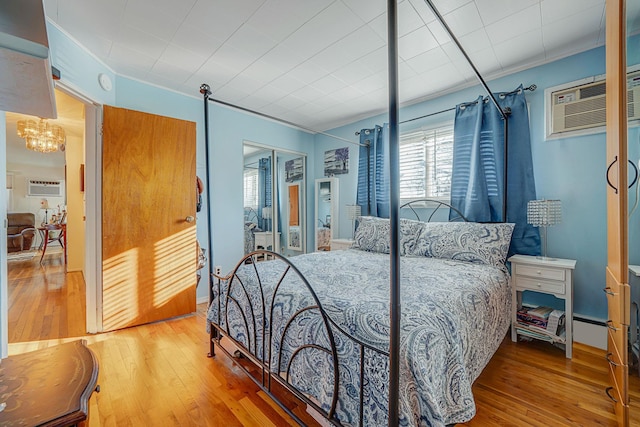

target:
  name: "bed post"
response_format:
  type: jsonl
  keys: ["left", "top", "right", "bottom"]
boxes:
{"left": 387, "top": 0, "right": 400, "bottom": 426}
{"left": 200, "top": 83, "right": 216, "bottom": 358}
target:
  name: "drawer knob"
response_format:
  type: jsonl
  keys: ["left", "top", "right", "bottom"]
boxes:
{"left": 536, "top": 270, "right": 542, "bottom": 275}
{"left": 536, "top": 283, "right": 542, "bottom": 288}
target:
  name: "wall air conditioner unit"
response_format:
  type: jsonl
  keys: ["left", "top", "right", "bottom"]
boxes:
{"left": 27, "top": 179, "right": 64, "bottom": 197}
{"left": 546, "top": 70, "right": 640, "bottom": 139}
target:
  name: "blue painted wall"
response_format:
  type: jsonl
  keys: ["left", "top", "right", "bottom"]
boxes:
{"left": 316, "top": 45, "right": 630, "bottom": 321}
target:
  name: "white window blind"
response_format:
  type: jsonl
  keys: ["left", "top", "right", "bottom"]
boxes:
{"left": 243, "top": 168, "right": 258, "bottom": 209}
{"left": 399, "top": 124, "right": 454, "bottom": 200}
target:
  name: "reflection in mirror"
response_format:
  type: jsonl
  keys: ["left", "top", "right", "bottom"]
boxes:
{"left": 277, "top": 151, "right": 306, "bottom": 255}
{"left": 315, "top": 178, "right": 339, "bottom": 251}
{"left": 243, "top": 143, "right": 276, "bottom": 259}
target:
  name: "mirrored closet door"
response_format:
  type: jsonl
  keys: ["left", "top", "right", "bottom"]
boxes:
{"left": 243, "top": 142, "right": 307, "bottom": 259}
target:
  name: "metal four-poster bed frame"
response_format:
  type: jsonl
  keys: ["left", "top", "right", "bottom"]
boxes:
{"left": 199, "top": 1, "right": 512, "bottom": 425}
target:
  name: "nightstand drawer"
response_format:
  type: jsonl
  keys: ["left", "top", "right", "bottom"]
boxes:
{"left": 515, "top": 276, "right": 565, "bottom": 295}
{"left": 514, "top": 264, "right": 566, "bottom": 281}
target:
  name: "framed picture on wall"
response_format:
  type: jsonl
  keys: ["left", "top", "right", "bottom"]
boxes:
{"left": 285, "top": 157, "right": 304, "bottom": 182}
{"left": 324, "top": 147, "right": 349, "bottom": 176}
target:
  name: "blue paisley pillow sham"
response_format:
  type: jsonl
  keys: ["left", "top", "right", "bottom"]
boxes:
{"left": 353, "top": 216, "right": 425, "bottom": 255}
{"left": 353, "top": 217, "right": 514, "bottom": 267}
{"left": 413, "top": 222, "right": 515, "bottom": 267}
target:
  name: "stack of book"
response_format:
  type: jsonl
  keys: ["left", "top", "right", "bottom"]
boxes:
{"left": 516, "top": 305, "right": 566, "bottom": 343}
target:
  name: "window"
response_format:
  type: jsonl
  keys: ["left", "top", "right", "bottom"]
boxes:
{"left": 243, "top": 168, "right": 258, "bottom": 209}
{"left": 399, "top": 124, "right": 454, "bottom": 200}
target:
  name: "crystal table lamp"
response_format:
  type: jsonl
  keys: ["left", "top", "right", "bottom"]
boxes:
{"left": 527, "top": 199, "right": 562, "bottom": 260}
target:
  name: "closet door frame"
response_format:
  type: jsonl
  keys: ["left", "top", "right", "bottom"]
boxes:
{"left": 605, "top": 0, "right": 631, "bottom": 424}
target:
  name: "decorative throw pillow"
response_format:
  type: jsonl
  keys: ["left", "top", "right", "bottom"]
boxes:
{"left": 352, "top": 216, "right": 426, "bottom": 255}
{"left": 413, "top": 222, "right": 515, "bottom": 267}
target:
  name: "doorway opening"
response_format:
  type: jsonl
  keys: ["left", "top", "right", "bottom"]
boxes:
{"left": 5, "top": 88, "right": 87, "bottom": 343}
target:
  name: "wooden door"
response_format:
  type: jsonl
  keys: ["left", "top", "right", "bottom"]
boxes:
{"left": 605, "top": 0, "right": 630, "bottom": 425}
{"left": 101, "top": 106, "right": 197, "bottom": 331}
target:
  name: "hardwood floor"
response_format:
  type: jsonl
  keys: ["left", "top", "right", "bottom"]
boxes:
{"left": 6, "top": 256, "right": 639, "bottom": 426}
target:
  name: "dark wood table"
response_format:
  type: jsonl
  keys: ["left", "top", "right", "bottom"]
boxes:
{"left": 0, "top": 340, "right": 99, "bottom": 426}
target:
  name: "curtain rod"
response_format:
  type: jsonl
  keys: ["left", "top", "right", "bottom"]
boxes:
{"left": 201, "top": 90, "right": 366, "bottom": 147}
{"left": 354, "top": 84, "right": 536, "bottom": 135}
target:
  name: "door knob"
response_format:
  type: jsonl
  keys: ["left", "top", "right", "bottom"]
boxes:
{"left": 185, "top": 216, "right": 195, "bottom": 223}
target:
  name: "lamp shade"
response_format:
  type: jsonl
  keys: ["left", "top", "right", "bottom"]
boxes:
{"left": 527, "top": 199, "right": 561, "bottom": 227}
{"left": 346, "top": 204, "right": 361, "bottom": 220}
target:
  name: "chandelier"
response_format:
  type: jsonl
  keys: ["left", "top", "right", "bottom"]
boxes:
{"left": 16, "top": 118, "right": 66, "bottom": 153}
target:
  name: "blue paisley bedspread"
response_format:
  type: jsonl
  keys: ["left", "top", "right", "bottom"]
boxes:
{"left": 207, "top": 249, "right": 511, "bottom": 426}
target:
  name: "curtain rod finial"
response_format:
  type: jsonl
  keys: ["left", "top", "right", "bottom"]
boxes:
{"left": 200, "top": 84, "right": 212, "bottom": 96}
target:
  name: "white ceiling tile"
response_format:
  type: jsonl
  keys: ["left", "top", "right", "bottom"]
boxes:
{"left": 541, "top": 6, "right": 604, "bottom": 54}
{"left": 264, "top": 40, "right": 307, "bottom": 70}
{"left": 398, "top": 0, "right": 429, "bottom": 37}
{"left": 407, "top": 0, "right": 437, "bottom": 25}
{"left": 312, "top": 74, "right": 347, "bottom": 95}
{"left": 405, "top": 47, "right": 450, "bottom": 74}
{"left": 123, "top": 0, "right": 182, "bottom": 42}
{"left": 184, "top": 0, "right": 264, "bottom": 42}
{"left": 270, "top": 73, "right": 311, "bottom": 94}
{"left": 426, "top": 20, "right": 451, "bottom": 45}
{"left": 310, "top": 25, "right": 385, "bottom": 74}
{"left": 280, "top": 2, "right": 364, "bottom": 58}
{"left": 274, "top": 93, "right": 308, "bottom": 110}
{"left": 149, "top": 61, "right": 193, "bottom": 84}
{"left": 358, "top": 46, "right": 388, "bottom": 74}
{"left": 493, "top": 29, "right": 545, "bottom": 70}
{"left": 350, "top": 72, "right": 387, "bottom": 94}
{"left": 441, "top": 2, "right": 484, "bottom": 38}
{"left": 330, "top": 84, "right": 365, "bottom": 101}
{"left": 475, "top": 0, "right": 540, "bottom": 26}
{"left": 197, "top": 56, "right": 240, "bottom": 87}
{"left": 399, "top": 26, "right": 439, "bottom": 60}
{"left": 247, "top": 1, "right": 307, "bottom": 43}
{"left": 485, "top": 4, "right": 541, "bottom": 46}
{"left": 541, "top": 0, "right": 604, "bottom": 26}
{"left": 109, "top": 43, "right": 157, "bottom": 73}
{"left": 419, "top": 62, "right": 466, "bottom": 93}
{"left": 171, "top": 25, "right": 225, "bottom": 57}
{"left": 158, "top": 44, "right": 208, "bottom": 74}
{"left": 291, "top": 84, "right": 327, "bottom": 102}
{"left": 430, "top": 0, "right": 474, "bottom": 17}
{"left": 287, "top": 61, "right": 331, "bottom": 86}
{"left": 457, "top": 28, "right": 492, "bottom": 54}
{"left": 113, "top": 24, "right": 169, "bottom": 59}
{"left": 342, "top": 0, "right": 386, "bottom": 23}
{"left": 441, "top": 41, "right": 466, "bottom": 64}
{"left": 332, "top": 62, "right": 375, "bottom": 86}
{"left": 250, "top": 85, "right": 288, "bottom": 104}
{"left": 213, "top": 82, "right": 253, "bottom": 103}
{"left": 208, "top": 42, "right": 259, "bottom": 75}
{"left": 227, "top": 25, "right": 278, "bottom": 59}
{"left": 466, "top": 48, "right": 502, "bottom": 76}
{"left": 240, "top": 59, "right": 285, "bottom": 85}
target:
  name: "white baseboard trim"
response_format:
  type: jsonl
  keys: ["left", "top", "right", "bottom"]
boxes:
{"left": 573, "top": 315, "right": 607, "bottom": 350}
{"left": 197, "top": 296, "right": 208, "bottom": 305}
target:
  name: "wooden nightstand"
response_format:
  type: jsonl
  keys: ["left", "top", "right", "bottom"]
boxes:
{"left": 508, "top": 254, "right": 577, "bottom": 358}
